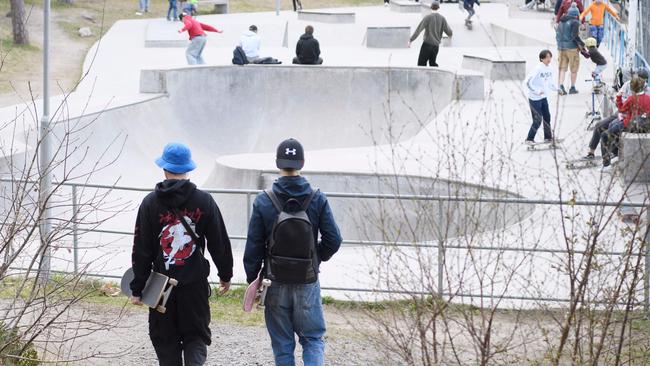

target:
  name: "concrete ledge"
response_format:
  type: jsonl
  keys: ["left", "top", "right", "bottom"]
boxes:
{"left": 461, "top": 54, "right": 526, "bottom": 80}
{"left": 366, "top": 27, "right": 410, "bottom": 48}
{"left": 144, "top": 20, "right": 187, "bottom": 48}
{"left": 390, "top": 0, "right": 423, "bottom": 13}
{"left": 297, "top": 10, "right": 355, "bottom": 23}
{"left": 621, "top": 133, "right": 650, "bottom": 184}
{"left": 140, "top": 69, "right": 167, "bottom": 94}
{"left": 197, "top": 0, "right": 229, "bottom": 14}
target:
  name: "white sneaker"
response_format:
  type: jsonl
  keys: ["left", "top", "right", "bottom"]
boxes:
{"left": 135, "top": 11, "right": 143, "bottom": 15}
{"left": 525, "top": 140, "right": 535, "bottom": 145}
{"left": 601, "top": 165, "right": 614, "bottom": 173}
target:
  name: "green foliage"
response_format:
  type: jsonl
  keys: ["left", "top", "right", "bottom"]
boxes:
{"left": 0, "top": 324, "right": 39, "bottom": 366}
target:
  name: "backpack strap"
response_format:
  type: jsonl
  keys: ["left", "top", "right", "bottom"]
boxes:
{"left": 265, "top": 189, "right": 284, "bottom": 213}
{"left": 301, "top": 189, "right": 319, "bottom": 211}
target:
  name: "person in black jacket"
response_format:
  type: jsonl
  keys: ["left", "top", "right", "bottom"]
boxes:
{"left": 130, "top": 142, "right": 233, "bottom": 366}
{"left": 293, "top": 25, "right": 323, "bottom": 65}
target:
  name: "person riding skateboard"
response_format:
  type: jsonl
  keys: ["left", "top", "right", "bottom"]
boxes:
{"left": 243, "top": 138, "right": 342, "bottom": 366}
{"left": 130, "top": 142, "right": 233, "bottom": 366}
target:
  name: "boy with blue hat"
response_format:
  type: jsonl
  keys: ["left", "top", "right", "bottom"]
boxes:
{"left": 130, "top": 142, "right": 233, "bottom": 366}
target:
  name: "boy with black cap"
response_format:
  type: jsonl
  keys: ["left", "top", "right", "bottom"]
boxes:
{"left": 130, "top": 142, "right": 233, "bottom": 366}
{"left": 244, "top": 138, "right": 342, "bottom": 366}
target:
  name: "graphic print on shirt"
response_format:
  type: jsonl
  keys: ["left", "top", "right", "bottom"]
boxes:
{"left": 158, "top": 209, "right": 203, "bottom": 270}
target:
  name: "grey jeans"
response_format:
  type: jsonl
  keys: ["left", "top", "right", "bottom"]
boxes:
{"left": 186, "top": 35, "right": 207, "bottom": 65}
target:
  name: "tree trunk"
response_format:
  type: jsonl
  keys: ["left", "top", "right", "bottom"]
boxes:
{"left": 10, "top": 0, "right": 29, "bottom": 45}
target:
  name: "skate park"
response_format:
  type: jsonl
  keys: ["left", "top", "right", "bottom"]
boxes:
{"left": 1, "top": 0, "right": 648, "bottom": 308}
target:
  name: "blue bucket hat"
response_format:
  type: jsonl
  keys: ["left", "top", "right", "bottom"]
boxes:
{"left": 155, "top": 142, "right": 197, "bottom": 174}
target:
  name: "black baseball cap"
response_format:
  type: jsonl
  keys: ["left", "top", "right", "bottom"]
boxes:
{"left": 276, "top": 138, "right": 304, "bottom": 170}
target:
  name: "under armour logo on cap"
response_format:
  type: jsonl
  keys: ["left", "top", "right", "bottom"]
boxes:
{"left": 276, "top": 138, "right": 305, "bottom": 170}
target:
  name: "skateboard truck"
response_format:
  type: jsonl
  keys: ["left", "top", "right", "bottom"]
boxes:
{"left": 257, "top": 279, "right": 272, "bottom": 309}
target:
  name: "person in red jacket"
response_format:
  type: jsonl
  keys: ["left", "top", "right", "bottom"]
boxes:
{"left": 555, "top": 0, "right": 585, "bottom": 23}
{"left": 601, "top": 77, "right": 650, "bottom": 168}
{"left": 178, "top": 13, "right": 222, "bottom": 65}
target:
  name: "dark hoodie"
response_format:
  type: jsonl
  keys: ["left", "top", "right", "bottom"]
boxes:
{"left": 130, "top": 179, "right": 233, "bottom": 297}
{"left": 296, "top": 33, "right": 321, "bottom": 64}
{"left": 556, "top": 14, "right": 584, "bottom": 50}
{"left": 243, "top": 176, "right": 342, "bottom": 284}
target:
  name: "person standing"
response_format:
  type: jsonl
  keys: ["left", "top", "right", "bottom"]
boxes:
{"left": 178, "top": 13, "right": 222, "bottom": 65}
{"left": 408, "top": 1, "right": 453, "bottom": 67}
{"left": 556, "top": 4, "right": 584, "bottom": 95}
{"left": 580, "top": 0, "right": 619, "bottom": 48}
{"left": 130, "top": 142, "right": 234, "bottom": 365}
{"left": 524, "top": 50, "right": 559, "bottom": 145}
{"left": 293, "top": 25, "right": 323, "bottom": 65}
{"left": 136, "top": 0, "right": 150, "bottom": 15}
{"left": 167, "top": 0, "right": 178, "bottom": 21}
{"left": 244, "top": 138, "right": 342, "bottom": 366}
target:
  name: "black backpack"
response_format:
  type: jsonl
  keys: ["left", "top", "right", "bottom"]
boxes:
{"left": 264, "top": 189, "right": 318, "bottom": 284}
{"left": 232, "top": 46, "right": 249, "bottom": 65}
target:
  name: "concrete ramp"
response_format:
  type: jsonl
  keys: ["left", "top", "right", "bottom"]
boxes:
{"left": 462, "top": 53, "right": 526, "bottom": 80}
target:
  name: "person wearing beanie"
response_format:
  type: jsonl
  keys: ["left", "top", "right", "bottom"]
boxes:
{"left": 409, "top": 1, "right": 453, "bottom": 67}
{"left": 556, "top": 4, "right": 584, "bottom": 95}
{"left": 244, "top": 138, "right": 342, "bottom": 365}
{"left": 130, "top": 142, "right": 233, "bottom": 365}
{"left": 555, "top": 0, "right": 585, "bottom": 23}
{"left": 580, "top": 0, "right": 619, "bottom": 47}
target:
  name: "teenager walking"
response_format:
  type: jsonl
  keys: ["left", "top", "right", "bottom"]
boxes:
{"left": 130, "top": 142, "right": 233, "bottom": 365}
{"left": 244, "top": 138, "right": 342, "bottom": 366}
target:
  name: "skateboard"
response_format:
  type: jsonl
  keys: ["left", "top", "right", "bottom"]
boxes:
{"left": 565, "top": 156, "right": 602, "bottom": 170}
{"left": 242, "top": 269, "right": 272, "bottom": 312}
{"left": 121, "top": 268, "right": 178, "bottom": 313}
{"left": 525, "top": 138, "right": 564, "bottom": 151}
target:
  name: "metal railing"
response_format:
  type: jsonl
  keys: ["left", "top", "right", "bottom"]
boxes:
{"left": 34, "top": 180, "right": 647, "bottom": 309}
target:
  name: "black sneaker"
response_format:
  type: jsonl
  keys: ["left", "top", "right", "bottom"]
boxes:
{"left": 584, "top": 152, "right": 595, "bottom": 160}
{"left": 569, "top": 86, "right": 579, "bottom": 94}
{"left": 559, "top": 85, "right": 567, "bottom": 96}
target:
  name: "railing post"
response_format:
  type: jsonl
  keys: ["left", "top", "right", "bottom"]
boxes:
{"left": 72, "top": 185, "right": 79, "bottom": 274}
{"left": 437, "top": 200, "right": 444, "bottom": 299}
{"left": 246, "top": 192, "right": 251, "bottom": 222}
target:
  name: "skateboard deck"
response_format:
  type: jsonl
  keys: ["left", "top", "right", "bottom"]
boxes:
{"left": 121, "top": 268, "right": 178, "bottom": 313}
{"left": 565, "top": 157, "right": 602, "bottom": 170}
{"left": 526, "top": 138, "right": 564, "bottom": 151}
{"left": 243, "top": 269, "right": 272, "bottom": 312}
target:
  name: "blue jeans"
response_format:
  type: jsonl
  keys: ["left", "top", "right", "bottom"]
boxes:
{"left": 139, "top": 0, "right": 149, "bottom": 11}
{"left": 526, "top": 98, "right": 553, "bottom": 141}
{"left": 601, "top": 119, "right": 625, "bottom": 160}
{"left": 590, "top": 25, "right": 604, "bottom": 46}
{"left": 265, "top": 281, "right": 325, "bottom": 366}
{"left": 167, "top": 0, "right": 178, "bottom": 19}
{"left": 186, "top": 35, "right": 207, "bottom": 65}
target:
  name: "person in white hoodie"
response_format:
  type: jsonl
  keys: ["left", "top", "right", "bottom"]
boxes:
{"left": 525, "top": 49, "right": 559, "bottom": 144}
{"left": 239, "top": 25, "right": 263, "bottom": 63}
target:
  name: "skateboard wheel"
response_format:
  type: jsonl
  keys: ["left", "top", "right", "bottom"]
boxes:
{"left": 168, "top": 279, "right": 178, "bottom": 286}
{"left": 156, "top": 305, "right": 167, "bottom": 313}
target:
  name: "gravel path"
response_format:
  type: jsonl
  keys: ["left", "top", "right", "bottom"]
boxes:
{"left": 60, "top": 302, "right": 381, "bottom": 365}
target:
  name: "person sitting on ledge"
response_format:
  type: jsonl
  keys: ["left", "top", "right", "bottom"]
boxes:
{"left": 293, "top": 25, "right": 323, "bottom": 65}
